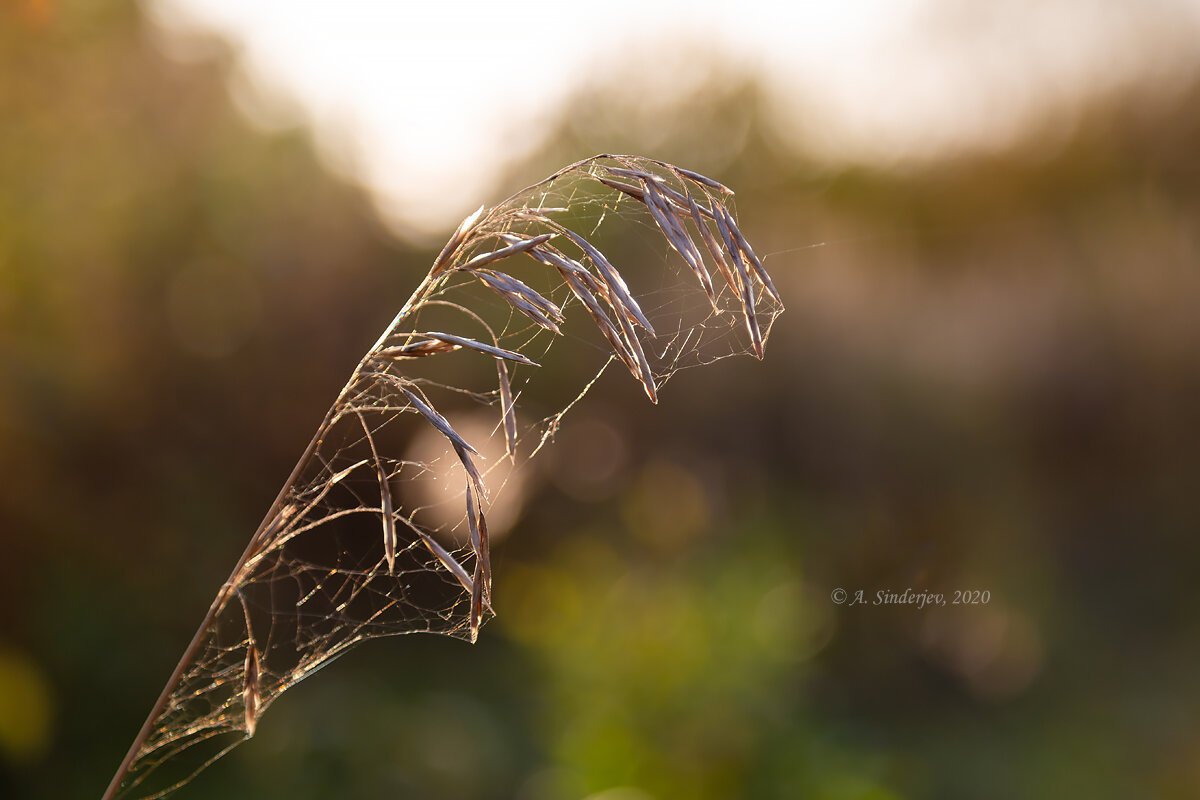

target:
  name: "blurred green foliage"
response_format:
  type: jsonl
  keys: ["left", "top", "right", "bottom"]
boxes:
{"left": 3, "top": 2, "right": 1200, "bottom": 799}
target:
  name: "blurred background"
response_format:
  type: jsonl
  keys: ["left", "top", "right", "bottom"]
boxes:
{"left": 4, "top": 0, "right": 1200, "bottom": 798}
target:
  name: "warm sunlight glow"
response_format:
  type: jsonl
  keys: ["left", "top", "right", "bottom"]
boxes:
{"left": 147, "top": 0, "right": 1200, "bottom": 237}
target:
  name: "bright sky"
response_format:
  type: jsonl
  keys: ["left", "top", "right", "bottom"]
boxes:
{"left": 147, "top": 0, "right": 1200, "bottom": 239}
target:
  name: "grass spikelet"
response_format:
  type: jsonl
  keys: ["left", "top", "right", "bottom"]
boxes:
{"left": 464, "top": 478, "right": 490, "bottom": 599}
{"left": 598, "top": 177, "right": 647, "bottom": 202}
{"left": 432, "top": 204, "right": 485, "bottom": 275}
{"left": 720, "top": 205, "right": 782, "bottom": 306}
{"left": 642, "top": 180, "right": 714, "bottom": 305}
{"left": 243, "top": 643, "right": 260, "bottom": 737}
{"left": 497, "top": 358, "right": 518, "bottom": 458}
{"left": 671, "top": 164, "right": 734, "bottom": 195}
{"left": 460, "top": 232, "right": 556, "bottom": 271}
{"left": 556, "top": 226, "right": 655, "bottom": 336}
{"left": 474, "top": 270, "right": 564, "bottom": 334}
{"left": 392, "top": 382, "right": 479, "bottom": 456}
{"left": 421, "top": 331, "right": 539, "bottom": 366}
{"left": 379, "top": 463, "right": 396, "bottom": 571}
{"left": 377, "top": 339, "right": 460, "bottom": 359}
{"left": 412, "top": 526, "right": 479, "bottom": 606}
{"left": 713, "top": 203, "right": 762, "bottom": 357}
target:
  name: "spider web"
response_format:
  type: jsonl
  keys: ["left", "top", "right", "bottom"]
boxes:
{"left": 108, "top": 155, "right": 784, "bottom": 799}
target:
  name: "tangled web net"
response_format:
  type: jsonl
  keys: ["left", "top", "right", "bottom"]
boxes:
{"left": 109, "top": 155, "right": 784, "bottom": 799}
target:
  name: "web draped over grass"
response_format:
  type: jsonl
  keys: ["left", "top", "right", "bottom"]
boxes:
{"left": 111, "top": 155, "right": 784, "bottom": 799}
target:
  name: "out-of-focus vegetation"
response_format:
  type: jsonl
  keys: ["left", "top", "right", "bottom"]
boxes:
{"left": 3, "top": 2, "right": 1200, "bottom": 799}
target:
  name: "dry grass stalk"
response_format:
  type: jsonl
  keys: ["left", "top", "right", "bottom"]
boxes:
{"left": 101, "top": 155, "right": 780, "bottom": 800}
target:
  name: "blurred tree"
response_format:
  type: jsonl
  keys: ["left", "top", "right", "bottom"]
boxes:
{"left": 0, "top": 2, "right": 421, "bottom": 797}
{"left": 5, "top": 1, "right": 1200, "bottom": 799}
{"left": 498, "top": 30, "right": 1200, "bottom": 800}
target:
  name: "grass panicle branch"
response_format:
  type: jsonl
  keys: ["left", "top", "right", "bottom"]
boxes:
{"left": 101, "top": 154, "right": 782, "bottom": 800}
